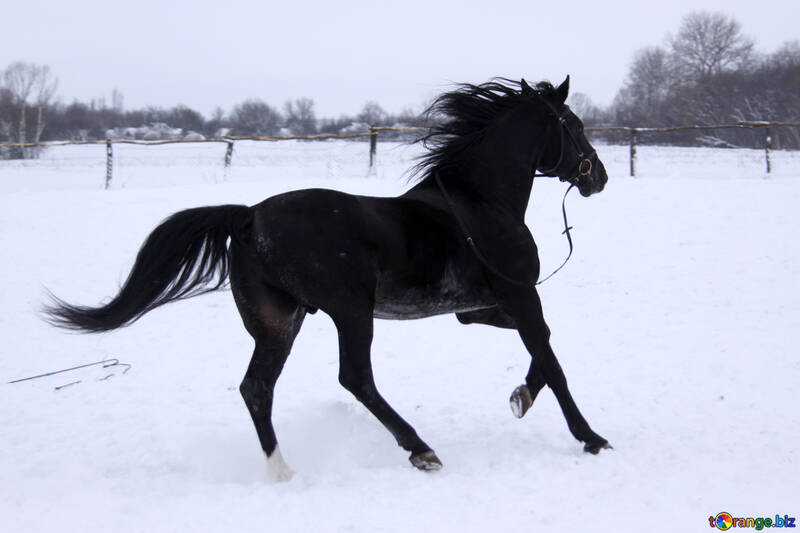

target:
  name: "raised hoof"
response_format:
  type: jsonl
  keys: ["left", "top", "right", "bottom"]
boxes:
{"left": 410, "top": 450, "right": 443, "bottom": 472}
{"left": 509, "top": 385, "right": 533, "bottom": 419}
{"left": 583, "top": 439, "right": 613, "bottom": 455}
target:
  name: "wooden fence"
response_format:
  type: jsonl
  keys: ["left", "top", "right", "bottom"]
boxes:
{"left": 584, "top": 122, "right": 800, "bottom": 177}
{"left": 1, "top": 122, "right": 798, "bottom": 188}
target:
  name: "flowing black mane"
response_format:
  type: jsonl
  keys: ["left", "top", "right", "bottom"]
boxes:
{"left": 412, "top": 78, "right": 558, "bottom": 181}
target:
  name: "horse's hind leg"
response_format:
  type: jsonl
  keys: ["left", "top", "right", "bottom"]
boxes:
{"left": 333, "top": 309, "right": 441, "bottom": 471}
{"left": 232, "top": 281, "right": 306, "bottom": 482}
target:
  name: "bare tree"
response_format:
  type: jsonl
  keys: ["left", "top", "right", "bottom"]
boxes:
{"left": 168, "top": 105, "right": 205, "bottom": 133}
{"left": 613, "top": 46, "right": 678, "bottom": 126}
{"left": 284, "top": 98, "right": 317, "bottom": 135}
{"left": 767, "top": 40, "right": 800, "bottom": 68}
{"left": 112, "top": 88, "right": 124, "bottom": 113}
{"left": 33, "top": 65, "right": 58, "bottom": 142}
{"left": 0, "top": 87, "right": 12, "bottom": 136}
{"left": 229, "top": 99, "right": 282, "bottom": 136}
{"left": 670, "top": 11, "right": 754, "bottom": 80}
{"left": 1, "top": 61, "right": 58, "bottom": 156}
{"left": 0, "top": 87, "right": 14, "bottom": 157}
{"left": 566, "top": 92, "right": 606, "bottom": 125}
{"left": 204, "top": 106, "right": 228, "bottom": 137}
{"left": 357, "top": 101, "right": 387, "bottom": 125}
{"left": 3, "top": 62, "right": 36, "bottom": 147}
{"left": 627, "top": 47, "right": 676, "bottom": 107}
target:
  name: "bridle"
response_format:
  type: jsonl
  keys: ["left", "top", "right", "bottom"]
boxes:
{"left": 435, "top": 97, "right": 595, "bottom": 287}
{"left": 533, "top": 99, "right": 596, "bottom": 186}
{"left": 436, "top": 171, "right": 576, "bottom": 287}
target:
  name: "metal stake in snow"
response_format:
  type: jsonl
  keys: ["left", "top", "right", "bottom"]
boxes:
{"left": 765, "top": 126, "right": 772, "bottom": 174}
{"left": 224, "top": 140, "right": 234, "bottom": 167}
{"left": 8, "top": 358, "right": 131, "bottom": 385}
{"left": 105, "top": 141, "right": 113, "bottom": 189}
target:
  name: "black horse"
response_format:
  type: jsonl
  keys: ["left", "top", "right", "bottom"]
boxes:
{"left": 45, "top": 76, "right": 610, "bottom": 482}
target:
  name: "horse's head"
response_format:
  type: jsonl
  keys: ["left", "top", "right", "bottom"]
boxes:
{"left": 525, "top": 76, "right": 608, "bottom": 197}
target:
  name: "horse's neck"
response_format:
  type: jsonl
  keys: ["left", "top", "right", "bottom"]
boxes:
{"left": 464, "top": 114, "right": 544, "bottom": 219}
{"left": 409, "top": 110, "right": 546, "bottom": 221}
{"left": 458, "top": 140, "right": 539, "bottom": 220}
{"left": 408, "top": 164, "right": 533, "bottom": 224}
{"left": 464, "top": 167, "right": 533, "bottom": 219}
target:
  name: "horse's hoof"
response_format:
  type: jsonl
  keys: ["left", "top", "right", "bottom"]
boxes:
{"left": 410, "top": 450, "right": 443, "bottom": 472}
{"left": 265, "top": 446, "right": 295, "bottom": 483}
{"left": 583, "top": 439, "right": 613, "bottom": 455}
{"left": 509, "top": 385, "right": 533, "bottom": 419}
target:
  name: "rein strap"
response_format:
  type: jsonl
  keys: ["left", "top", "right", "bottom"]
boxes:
{"left": 434, "top": 172, "right": 575, "bottom": 287}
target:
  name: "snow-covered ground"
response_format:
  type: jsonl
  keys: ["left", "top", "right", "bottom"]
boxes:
{"left": 1, "top": 141, "right": 798, "bottom": 532}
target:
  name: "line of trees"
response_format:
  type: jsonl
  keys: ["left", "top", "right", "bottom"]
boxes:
{"left": 609, "top": 11, "right": 800, "bottom": 148}
{"left": 0, "top": 66, "right": 426, "bottom": 158}
{"left": 2, "top": 10, "right": 799, "bottom": 159}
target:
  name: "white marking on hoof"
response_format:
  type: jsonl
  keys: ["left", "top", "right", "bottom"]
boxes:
{"left": 265, "top": 446, "right": 294, "bottom": 483}
{"left": 510, "top": 385, "right": 533, "bottom": 419}
{"left": 510, "top": 397, "right": 524, "bottom": 418}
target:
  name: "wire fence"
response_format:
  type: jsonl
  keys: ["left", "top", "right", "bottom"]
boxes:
{"left": 1, "top": 122, "right": 798, "bottom": 188}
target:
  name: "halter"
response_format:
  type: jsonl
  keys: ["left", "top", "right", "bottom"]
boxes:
{"left": 534, "top": 100, "right": 596, "bottom": 185}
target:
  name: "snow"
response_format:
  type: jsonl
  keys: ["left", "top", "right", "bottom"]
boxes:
{"left": 1, "top": 141, "right": 798, "bottom": 532}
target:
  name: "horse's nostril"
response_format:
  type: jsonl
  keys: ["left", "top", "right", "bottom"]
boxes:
{"left": 590, "top": 174, "right": 606, "bottom": 193}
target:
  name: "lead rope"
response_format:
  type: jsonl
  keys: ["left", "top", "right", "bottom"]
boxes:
{"left": 435, "top": 172, "right": 574, "bottom": 287}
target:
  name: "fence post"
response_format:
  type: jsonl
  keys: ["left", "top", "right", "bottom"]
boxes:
{"left": 764, "top": 126, "right": 772, "bottom": 174}
{"left": 629, "top": 128, "right": 637, "bottom": 177}
{"left": 369, "top": 127, "right": 378, "bottom": 169}
{"left": 224, "top": 140, "right": 234, "bottom": 168}
{"left": 104, "top": 141, "right": 113, "bottom": 189}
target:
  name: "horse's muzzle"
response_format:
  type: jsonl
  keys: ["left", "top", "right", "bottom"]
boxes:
{"left": 573, "top": 157, "right": 607, "bottom": 197}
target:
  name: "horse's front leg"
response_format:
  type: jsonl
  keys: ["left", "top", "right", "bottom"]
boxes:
{"left": 456, "top": 307, "right": 547, "bottom": 417}
{"left": 498, "top": 287, "right": 611, "bottom": 454}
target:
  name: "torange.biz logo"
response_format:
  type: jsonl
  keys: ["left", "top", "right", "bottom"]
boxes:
{"left": 709, "top": 512, "right": 796, "bottom": 530}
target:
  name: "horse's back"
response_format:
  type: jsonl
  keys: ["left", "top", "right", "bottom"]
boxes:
{"left": 245, "top": 188, "right": 492, "bottom": 319}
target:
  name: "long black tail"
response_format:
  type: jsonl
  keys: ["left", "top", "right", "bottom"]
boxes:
{"left": 44, "top": 204, "right": 252, "bottom": 332}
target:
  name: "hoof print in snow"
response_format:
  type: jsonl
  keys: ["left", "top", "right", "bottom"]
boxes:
{"left": 509, "top": 385, "right": 533, "bottom": 419}
{"left": 410, "top": 450, "right": 443, "bottom": 472}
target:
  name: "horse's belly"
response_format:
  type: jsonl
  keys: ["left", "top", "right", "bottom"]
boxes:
{"left": 373, "top": 283, "right": 494, "bottom": 320}
{"left": 373, "top": 299, "right": 492, "bottom": 320}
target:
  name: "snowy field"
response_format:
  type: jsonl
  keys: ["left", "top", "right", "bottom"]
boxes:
{"left": 1, "top": 141, "right": 798, "bottom": 532}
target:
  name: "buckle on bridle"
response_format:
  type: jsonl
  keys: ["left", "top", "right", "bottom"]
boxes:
{"left": 578, "top": 158, "right": 592, "bottom": 176}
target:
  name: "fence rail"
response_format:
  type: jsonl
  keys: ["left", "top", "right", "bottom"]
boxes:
{"left": 1, "top": 122, "right": 798, "bottom": 188}
{"left": 585, "top": 121, "right": 800, "bottom": 176}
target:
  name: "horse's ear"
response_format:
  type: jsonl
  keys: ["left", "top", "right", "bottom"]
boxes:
{"left": 556, "top": 75, "right": 570, "bottom": 104}
{"left": 521, "top": 78, "right": 534, "bottom": 95}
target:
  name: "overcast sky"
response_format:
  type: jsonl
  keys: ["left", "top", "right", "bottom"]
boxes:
{"left": 2, "top": 0, "right": 797, "bottom": 118}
